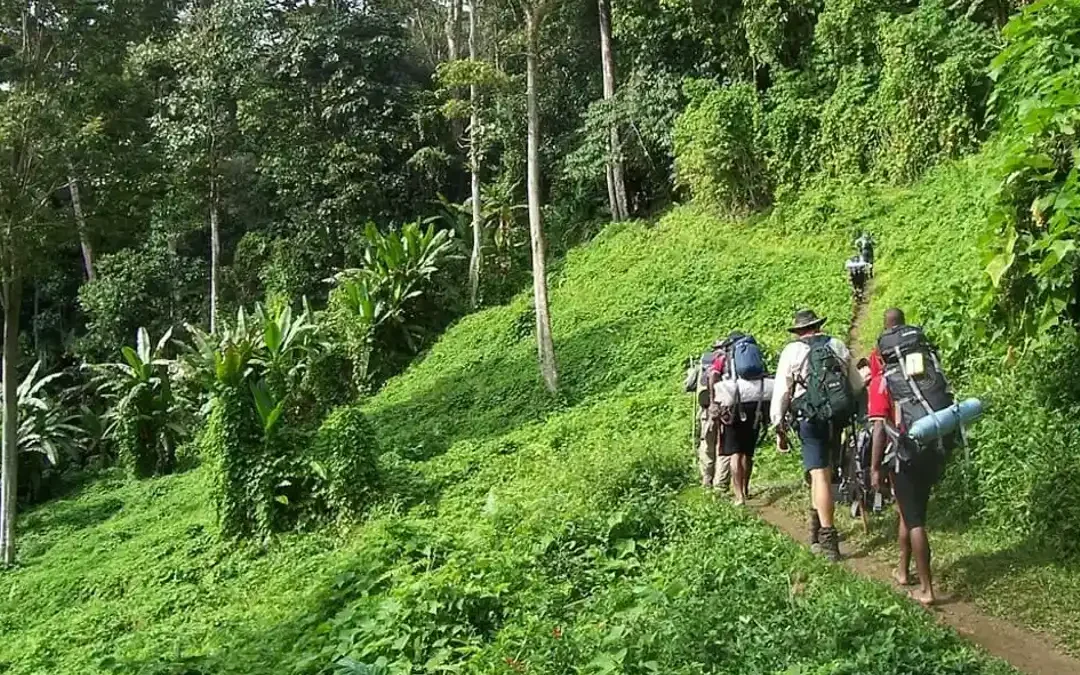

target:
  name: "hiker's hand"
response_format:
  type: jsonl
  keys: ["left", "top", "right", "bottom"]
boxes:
{"left": 776, "top": 431, "right": 790, "bottom": 454}
{"left": 871, "top": 469, "right": 882, "bottom": 491}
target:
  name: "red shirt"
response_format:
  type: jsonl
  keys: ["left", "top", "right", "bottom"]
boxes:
{"left": 866, "top": 349, "right": 894, "bottom": 422}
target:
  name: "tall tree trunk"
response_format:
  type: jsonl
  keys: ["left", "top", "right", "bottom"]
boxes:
{"left": 32, "top": 284, "right": 39, "bottom": 361}
{"left": 605, "top": 164, "right": 618, "bottom": 220}
{"left": 598, "top": 0, "right": 628, "bottom": 220}
{"left": 68, "top": 171, "right": 95, "bottom": 282}
{"left": 209, "top": 178, "right": 220, "bottom": 334}
{"left": 525, "top": 9, "right": 558, "bottom": 393}
{"left": 445, "top": 0, "right": 462, "bottom": 61}
{"left": 0, "top": 279, "right": 23, "bottom": 567}
{"left": 467, "top": 0, "right": 483, "bottom": 309}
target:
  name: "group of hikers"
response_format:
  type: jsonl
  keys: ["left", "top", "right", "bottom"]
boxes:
{"left": 685, "top": 235, "right": 966, "bottom": 608}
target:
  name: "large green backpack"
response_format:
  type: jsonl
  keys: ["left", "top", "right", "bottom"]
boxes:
{"left": 793, "top": 335, "right": 855, "bottom": 425}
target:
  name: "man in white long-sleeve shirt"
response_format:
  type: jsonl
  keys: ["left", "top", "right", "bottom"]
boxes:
{"left": 771, "top": 309, "right": 865, "bottom": 561}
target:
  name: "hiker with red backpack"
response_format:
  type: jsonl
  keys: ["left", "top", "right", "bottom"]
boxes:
{"left": 771, "top": 309, "right": 865, "bottom": 562}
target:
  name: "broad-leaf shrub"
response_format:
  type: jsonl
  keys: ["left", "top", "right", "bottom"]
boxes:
{"left": 984, "top": 0, "right": 1080, "bottom": 337}
{"left": 90, "top": 327, "right": 187, "bottom": 478}
{"left": 198, "top": 303, "right": 379, "bottom": 538}
{"left": 673, "top": 81, "right": 771, "bottom": 211}
{"left": 326, "top": 221, "right": 455, "bottom": 392}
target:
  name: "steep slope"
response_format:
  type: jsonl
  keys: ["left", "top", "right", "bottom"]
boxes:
{"left": 0, "top": 207, "right": 1014, "bottom": 674}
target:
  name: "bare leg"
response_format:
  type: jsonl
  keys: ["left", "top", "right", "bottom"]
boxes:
{"left": 741, "top": 455, "right": 752, "bottom": 499}
{"left": 909, "top": 526, "right": 935, "bottom": 606}
{"left": 810, "top": 468, "right": 834, "bottom": 527}
{"left": 894, "top": 509, "right": 912, "bottom": 586}
{"left": 731, "top": 454, "right": 746, "bottom": 505}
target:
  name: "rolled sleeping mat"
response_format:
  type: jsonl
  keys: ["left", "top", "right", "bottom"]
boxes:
{"left": 906, "top": 398, "right": 984, "bottom": 445}
{"left": 713, "top": 377, "right": 775, "bottom": 406}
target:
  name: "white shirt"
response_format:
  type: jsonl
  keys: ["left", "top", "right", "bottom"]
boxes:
{"left": 769, "top": 334, "right": 865, "bottom": 427}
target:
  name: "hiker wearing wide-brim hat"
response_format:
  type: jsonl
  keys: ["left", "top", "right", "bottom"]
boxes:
{"left": 787, "top": 309, "right": 828, "bottom": 333}
{"left": 771, "top": 308, "right": 865, "bottom": 563}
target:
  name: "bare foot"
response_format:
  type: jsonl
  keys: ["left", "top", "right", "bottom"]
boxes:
{"left": 733, "top": 496, "right": 747, "bottom": 507}
{"left": 908, "top": 587, "right": 936, "bottom": 608}
{"left": 892, "top": 569, "right": 913, "bottom": 587}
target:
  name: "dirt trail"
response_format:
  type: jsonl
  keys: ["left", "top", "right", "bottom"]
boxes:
{"left": 753, "top": 499, "right": 1080, "bottom": 674}
{"left": 749, "top": 277, "right": 1080, "bottom": 675}
{"left": 847, "top": 281, "right": 874, "bottom": 356}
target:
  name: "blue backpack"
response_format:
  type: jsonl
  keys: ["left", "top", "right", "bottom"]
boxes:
{"left": 726, "top": 333, "right": 766, "bottom": 380}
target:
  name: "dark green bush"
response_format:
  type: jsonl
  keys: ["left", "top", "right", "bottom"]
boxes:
{"left": 812, "top": 0, "right": 882, "bottom": 75}
{"left": 202, "top": 384, "right": 270, "bottom": 539}
{"left": 874, "top": 0, "right": 994, "bottom": 182}
{"left": 310, "top": 404, "right": 381, "bottom": 524}
{"left": 78, "top": 247, "right": 207, "bottom": 361}
{"left": 817, "top": 65, "right": 881, "bottom": 177}
{"left": 764, "top": 71, "right": 823, "bottom": 194}
{"left": 673, "top": 81, "right": 771, "bottom": 211}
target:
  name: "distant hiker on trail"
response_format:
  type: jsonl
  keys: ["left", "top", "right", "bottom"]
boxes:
{"left": 855, "top": 231, "right": 875, "bottom": 266}
{"left": 846, "top": 256, "right": 872, "bottom": 301}
{"left": 712, "top": 333, "right": 773, "bottom": 506}
{"left": 771, "top": 309, "right": 865, "bottom": 562}
{"left": 868, "top": 308, "right": 950, "bottom": 607}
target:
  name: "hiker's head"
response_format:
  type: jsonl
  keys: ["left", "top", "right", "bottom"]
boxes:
{"left": 788, "top": 309, "right": 827, "bottom": 336}
{"left": 857, "top": 357, "right": 871, "bottom": 385}
{"left": 884, "top": 307, "right": 906, "bottom": 330}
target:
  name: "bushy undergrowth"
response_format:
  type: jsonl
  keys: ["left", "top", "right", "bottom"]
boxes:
{"left": 0, "top": 206, "right": 1010, "bottom": 674}
{"left": 673, "top": 0, "right": 995, "bottom": 210}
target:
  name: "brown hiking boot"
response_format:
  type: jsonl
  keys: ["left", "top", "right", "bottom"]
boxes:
{"left": 819, "top": 526, "right": 841, "bottom": 562}
{"left": 808, "top": 508, "right": 822, "bottom": 553}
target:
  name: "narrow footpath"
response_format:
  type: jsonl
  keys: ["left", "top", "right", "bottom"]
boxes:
{"left": 750, "top": 279, "right": 1080, "bottom": 675}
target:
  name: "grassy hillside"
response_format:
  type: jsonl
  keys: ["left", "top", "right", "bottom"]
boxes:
{"left": 0, "top": 202, "right": 1014, "bottom": 674}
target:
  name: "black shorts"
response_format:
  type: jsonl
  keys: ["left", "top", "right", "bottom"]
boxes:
{"left": 721, "top": 418, "right": 761, "bottom": 457}
{"left": 892, "top": 456, "right": 942, "bottom": 529}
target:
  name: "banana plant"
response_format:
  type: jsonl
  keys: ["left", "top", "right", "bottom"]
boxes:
{"left": 91, "top": 327, "right": 175, "bottom": 404}
{"left": 249, "top": 379, "right": 285, "bottom": 439}
{"left": 179, "top": 307, "right": 259, "bottom": 391}
{"left": 251, "top": 301, "right": 317, "bottom": 393}
{"left": 0, "top": 360, "right": 84, "bottom": 466}
{"left": 89, "top": 327, "right": 187, "bottom": 476}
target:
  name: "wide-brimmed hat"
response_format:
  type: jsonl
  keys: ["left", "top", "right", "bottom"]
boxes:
{"left": 788, "top": 309, "right": 827, "bottom": 333}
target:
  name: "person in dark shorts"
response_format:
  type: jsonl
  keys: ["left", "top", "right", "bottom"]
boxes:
{"left": 715, "top": 377, "right": 773, "bottom": 506}
{"left": 771, "top": 309, "right": 865, "bottom": 561}
{"left": 868, "top": 307, "right": 941, "bottom": 607}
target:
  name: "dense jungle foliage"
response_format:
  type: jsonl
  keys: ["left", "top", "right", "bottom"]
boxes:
{"left": 4, "top": 0, "right": 1080, "bottom": 671}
